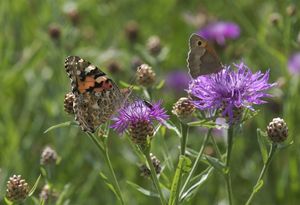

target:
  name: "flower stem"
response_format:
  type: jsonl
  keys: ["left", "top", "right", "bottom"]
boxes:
{"left": 168, "top": 123, "right": 189, "bottom": 205}
{"left": 244, "top": 144, "right": 277, "bottom": 205}
{"left": 225, "top": 126, "right": 234, "bottom": 205}
{"left": 179, "top": 128, "right": 212, "bottom": 198}
{"left": 86, "top": 132, "right": 125, "bottom": 205}
{"left": 180, "top": 123, "right": 189, "bottom": 155}
{"left": 144, "top": 151, "right": 166, "bottom": 205}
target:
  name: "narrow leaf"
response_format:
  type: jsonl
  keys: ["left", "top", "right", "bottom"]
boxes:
{"left": 127, "top": 181, "right": 159, "bottom": 197}
{"left": 257, "top": 129, "right": 268, "bottom": 164}
{"left": 168, "top": 155, "right": 186, "bottom": 205}
{"left": 180, "top": 167, "right": 213, "bottom": 201}
{"left": 188, "top": 119, "right": 226, "bottom": 129}
{"left": 155, "top": 80, "right": 165, "bottom": 90}
{"left": 56, "top": 184, "right": 71, "bottom": 205}
{"left": 44, "top": 121, "right": 73, "bottom": 133}
{"left": 163, "top": 120, "right": 181, "bottom": 138}
{"left": 204, "top": 155, "right": 225, "bottom": 173}
{"left": 253, "top": 180, "right": 264, "bottom": 192}
{"left": 99, "top": 172, "right": 120, "bottom": 200}
{"left": 28, "top": 174, "right": 41, "bottom": 196}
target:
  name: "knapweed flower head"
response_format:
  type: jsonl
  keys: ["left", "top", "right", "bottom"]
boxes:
{"left": 198, "top": 21, "right": 240, "bottom": 46}
{"left": 288, "top": 52, "right": 300, "bottom": 75}
{"left": 111, "top": 100, "right": 168, "bottom": 145}
{"left": 188, "top": 62, "right": 275, "bottom": 124}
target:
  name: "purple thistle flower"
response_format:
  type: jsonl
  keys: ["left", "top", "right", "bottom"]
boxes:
{"left": 288, "top": 52, "right": 300, "bottom": 75}
{"left": 198, "top": 21, "right": 240, "bottom": 46}
{"left": 187, "top": 62, "right": 276, "bottom": 123}
{"left": 111, "top": 100, "right": 168, "bottom": 134}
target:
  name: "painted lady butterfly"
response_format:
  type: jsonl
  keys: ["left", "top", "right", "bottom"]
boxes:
{"left": 65, "top": 56, "right": 131, "bottom": 133}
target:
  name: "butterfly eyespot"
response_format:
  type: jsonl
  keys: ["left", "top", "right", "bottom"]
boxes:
{"left": 197, "top": 40, "right": 202, "bottom": 46}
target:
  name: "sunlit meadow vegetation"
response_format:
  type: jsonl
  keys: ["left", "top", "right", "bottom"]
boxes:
{"left": 1, "top": 0, "right": 300, "bottom": 204}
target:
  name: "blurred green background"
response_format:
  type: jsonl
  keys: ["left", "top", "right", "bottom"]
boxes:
{"left": 1, "top": 0, "right": 300, "bottom": 204}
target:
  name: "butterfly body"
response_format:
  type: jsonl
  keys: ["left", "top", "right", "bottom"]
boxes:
{"left": 187, "top": 34, "right": 223, "bottom": 78}
{"left": 65, "top": 56, "right": 129, "bottom": 133}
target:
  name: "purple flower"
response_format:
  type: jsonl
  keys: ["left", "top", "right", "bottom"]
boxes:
{"left": 288, "top": 52, "right": 300, "bottom": 75}
{"left": 111, "top": 100, "right": 168, "bottom": 134}
{"left": 188, "top": 62, "right": 275, "bottom": 123}
{"left": 165, "top": 70, "right": 191, "bottom": 91}
{"left": 198, "top": 21, "right": 240, "bottom": 45}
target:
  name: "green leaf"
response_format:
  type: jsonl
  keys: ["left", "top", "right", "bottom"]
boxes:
{"left": 126, "top": 181, "right": 159, "bottom": 197}
{"left": 257, "top": 128, "right": 268, "bottom": 164}
{"left": 253, "top": 179, "right": 264, "bottom": 193}
{"left": 204, "top": 155, "right": 225, "bottom": 173}
{"left": 187, "top": 119, "right": 226, "bottom": 129}
{"left": 119, "top": 81, "right": 140, "bottom": 90}
{"left": 28, "top": 174, "right": 41, "bottom": 196}
{"left": 168, "top": 155, "right": 191, "bottom": 205}
{"left": 168, "top": 156, "right": 184, "bottom": 205}
{"left": 99, "top": 172, "right": 120, "bottom": 200}
{"left": 155, "top": 80, "right": 165, "bottom": 90}
{"left": 56, "top": 184, "right": 71, "bottom": 205}
{"left": 180, "top": 167, "right": 213, "bottom": 201}
{"left": 4, "top": 197, "right": 13, "bottom": 205}
{"left": 163, "top": 120, "right": 181, "bottom": 138}
{"left": 181, "top": 156, "right": 192, "bottom": 173}
{"left": 44, "top": 121, "right": 74, "bottom": 133}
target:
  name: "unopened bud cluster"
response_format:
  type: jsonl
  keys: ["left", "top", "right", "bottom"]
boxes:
{"left": 6, "top": 175, "right": 29, "bottom": 202}
{"left": 136, "top": 64, "right": 156, "bottom": 87}
{"left": 267, "top": 117, "right": 288, "bottom": 143}
{"left": 147, "top": 36, "right": 162, "bottom": 56}
{"left": 40, "top": 146, "right": 58, "bottom": 166}
{"left": 140, "top": 153, "right": 162, "bottom": 177}
{"left": 172, "top": 97, "right": 195, "bottom": 119}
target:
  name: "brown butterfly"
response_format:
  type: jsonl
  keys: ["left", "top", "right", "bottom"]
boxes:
{"left": 187, "top": 33, "right": 223, "bottom": 78}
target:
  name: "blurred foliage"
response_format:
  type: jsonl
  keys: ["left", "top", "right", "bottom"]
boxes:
{"left": 1, "top": 0, "right": 300, "bottom": 204}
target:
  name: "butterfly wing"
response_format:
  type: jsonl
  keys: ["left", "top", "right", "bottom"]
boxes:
{"left": 187, "top": 34, "right": 222, "bottom": 78}
{"left": 65, "top": 56, "right": 129, "bottom": 132}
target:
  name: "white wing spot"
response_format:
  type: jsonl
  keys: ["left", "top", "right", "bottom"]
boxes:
{"left": 85, "top": 65, "right": 96, "bottom": 73}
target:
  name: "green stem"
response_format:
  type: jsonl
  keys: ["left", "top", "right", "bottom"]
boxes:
{"left": 210, "top": 134, "right": 222, "bottom": 160}
{"left": 225, "top": 126, "right": 234, "bottom": 205}
{"left": 244, "top": 144, "right": 277, "bottom": 205}
{"left": 145, "top": 151, "right": 166, "bottom": 205}
{"left": 86, "top": 133, "right": 125, "bottom": 205}
{"left": 180, "top": 123, "right": 189, "bottom": 155}
{"left": 168, "top": 123, "right": 189, "bottom": 205}
{"left": 179, "top": 128, "right": 212, "bottom": 198}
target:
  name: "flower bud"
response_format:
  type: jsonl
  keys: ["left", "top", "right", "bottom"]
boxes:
{"left": 40, "top": 146, "right": 58, "bottom": 166}
{"left": 124, "top": 20, "right": 139, "bottom": 43}
{"left": 136, "top": 64, "right": 156, "bottom": 87}
{"left": 146, "top": 36, "right": 162, "bottom": 56}
{"left": 48, "top": 24, "right": 61, "bottom": 40}
{"left": 286, "top": 4, "right": 296, "bottom": 17}
{"left": 172, "top": 97, "right": 195, "bottom": 119}
{"left": 267, "top": 117, "right": 288, "bottom": 143}
{"left": 6, "top": 175, "right": 29, "bottom": 202}
{"left": 140, "top": 153, "right": 162, "bottom": 177}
